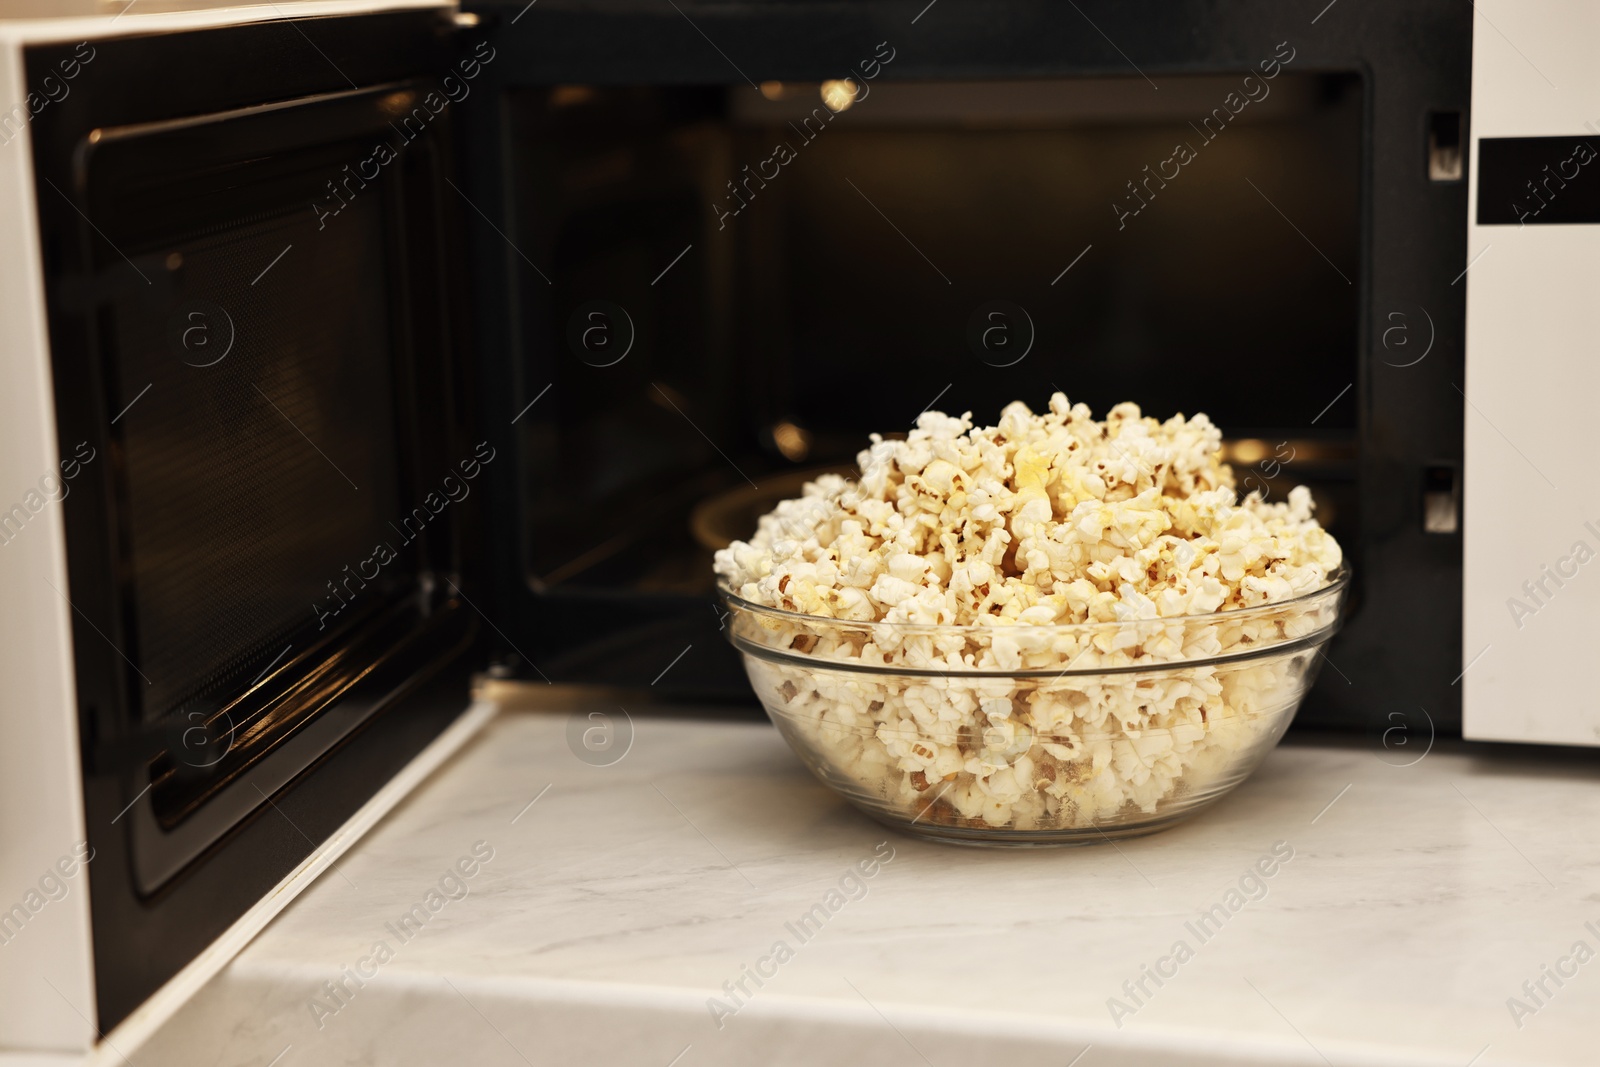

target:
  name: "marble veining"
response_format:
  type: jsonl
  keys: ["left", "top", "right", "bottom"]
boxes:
{"left": 131, "top": 708, "right": 1600, "bottom": 1067}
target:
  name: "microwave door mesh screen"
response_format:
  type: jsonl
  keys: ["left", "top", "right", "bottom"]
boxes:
{"left": 106, "top": 198, "right": 404, "bottom": 726}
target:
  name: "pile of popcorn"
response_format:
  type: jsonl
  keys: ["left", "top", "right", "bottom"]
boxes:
{"left": 715, "top": 395, "right": 1343, "bottom": 834}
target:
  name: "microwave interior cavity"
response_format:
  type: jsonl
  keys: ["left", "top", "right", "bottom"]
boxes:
{"left": 508, "top": 73, "right": 1364, "bottom": 698}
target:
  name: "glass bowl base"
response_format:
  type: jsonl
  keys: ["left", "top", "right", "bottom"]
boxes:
{"left": 860, "top": 803, "right": 1211, "bottom": 848}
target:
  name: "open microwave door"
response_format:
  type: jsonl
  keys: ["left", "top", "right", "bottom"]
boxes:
{"left": 3, "top": 4, "right": 496, "bottom": 1052}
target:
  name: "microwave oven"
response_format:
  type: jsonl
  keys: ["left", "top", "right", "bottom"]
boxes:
{"left": 0, "top": 0, "right": 1590, "bottom": 1059}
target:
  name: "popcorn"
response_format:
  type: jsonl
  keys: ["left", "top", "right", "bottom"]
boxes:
{"left": 716, "top": 396, "right": 1344, "bottom": 835}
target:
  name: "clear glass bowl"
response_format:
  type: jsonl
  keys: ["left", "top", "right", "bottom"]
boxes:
{"left": 722, "top": 569, "right": 1348, "bottom": 846}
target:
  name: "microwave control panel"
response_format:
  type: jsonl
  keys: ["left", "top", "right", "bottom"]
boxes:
{"left": 1464, "top": 0, "right": 1600, "bottom": 744}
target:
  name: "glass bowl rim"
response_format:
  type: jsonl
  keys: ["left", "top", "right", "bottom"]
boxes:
{"left": 730, "top": 621, "right": 1342, "bottom": 678}
{"left": 718, "top": 564, "right": 1349, "bottom": 637}
{"left": 721, "top": 565, "right": 1349, "bottom": 679}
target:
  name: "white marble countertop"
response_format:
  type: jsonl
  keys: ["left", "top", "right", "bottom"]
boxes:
{"left": 134, "top": 704, "right": 1600, "bottom": 1067}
